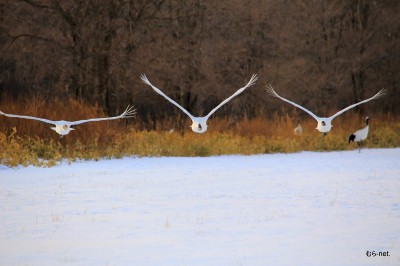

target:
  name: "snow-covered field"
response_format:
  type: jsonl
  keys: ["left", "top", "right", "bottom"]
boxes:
{"left": 1, "top": 148, "right": 399, "bottom": 266}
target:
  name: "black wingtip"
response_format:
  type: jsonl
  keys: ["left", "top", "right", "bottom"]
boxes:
{"left": 349, "top": 134, "right": 355, "bottom": 143}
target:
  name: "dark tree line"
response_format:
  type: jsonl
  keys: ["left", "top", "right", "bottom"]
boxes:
{"left": 1, "top": 0, "right": 399, "bottom": 126}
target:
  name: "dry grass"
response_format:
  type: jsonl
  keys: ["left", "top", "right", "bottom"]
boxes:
{"left": 1, "top": 95, "right": 399, "bottom": 167}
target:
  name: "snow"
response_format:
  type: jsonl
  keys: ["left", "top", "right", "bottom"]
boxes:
{"left": 1, "top": 148, "right": 399, "bottom": 266}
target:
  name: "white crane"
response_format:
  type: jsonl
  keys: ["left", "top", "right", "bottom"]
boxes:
{"left": 293, "top": 120, "right": 303, "bottom": 136}
{"left": 0, "top": 105, "right": 136, "bottom": 137}
{"left": 266, "top": 85, "right": 386, "bottom": 136}
{"left": 141, "top": 74, "right": 258, "bottom": 133}
{"left": 349, "top": 116, "right": 370, "bottom": 152}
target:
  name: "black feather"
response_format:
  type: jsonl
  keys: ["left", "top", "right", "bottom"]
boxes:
{"left": 349, "top": 134, "right": 356, "bottom": 143}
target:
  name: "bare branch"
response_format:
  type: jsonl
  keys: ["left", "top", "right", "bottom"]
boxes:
{"left": 1, "top": 27, "right": 70, "bottom": 51}
{"left": 18, "top": 0, "right": 54, "bottom": 10}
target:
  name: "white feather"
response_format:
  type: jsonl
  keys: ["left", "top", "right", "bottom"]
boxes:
{"left": 352, "top": 126, "right": 369, "bottom": 142}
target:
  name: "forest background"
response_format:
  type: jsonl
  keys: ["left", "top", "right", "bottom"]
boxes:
{"left": 1, "top": 0, "right": 399, "bottom": 166}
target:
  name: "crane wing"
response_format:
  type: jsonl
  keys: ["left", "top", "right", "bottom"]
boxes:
{"left": 330, "top": 89, "right": 386, "bottom": 120}
{"left": 70, "top": 105, "right": 136, "bottom": 126}
{"left": 141, "top": 74, "right": 195, "bottom": 120}
{"left": 0, "top": 111, "right": 56, "bottom": 125}
{"left": 205, "top": 74, "right": 258, "bottom": 119}
{"left": 266, "top": 85, "right": 320, "bottom": 121}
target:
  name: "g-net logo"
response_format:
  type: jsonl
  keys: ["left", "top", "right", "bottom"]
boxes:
{"left": 366, "top": 250, "right": 390, "bottom": 257}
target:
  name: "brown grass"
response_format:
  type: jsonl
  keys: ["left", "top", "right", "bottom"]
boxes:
{"left": 1, "top": 95, "right": 399, "bottom": 167}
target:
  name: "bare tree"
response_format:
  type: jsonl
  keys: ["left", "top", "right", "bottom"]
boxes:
{"left": 1, "top": 0, "right": 399, "bottom": 121}
{"left": 264, "top": 0, "right": 399, "bottom": 116}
